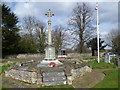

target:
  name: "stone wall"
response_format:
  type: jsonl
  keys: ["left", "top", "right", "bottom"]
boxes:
{"left": 67, "top": 53, "right": 91, "bottom": 58}
{"left": 67, "top": 53, "right": 104, "bottom": 58}
{"left": 67, "top": 66, "right": 92, "bottom": 85}
{"left": 5, "top": 54, "right": 45, "bottom": 61}
{"left": 5, "top": 69, "right": 42, "bottom": 84}
{"left": 5, "top": 52, "right": 104, "bottom": 60}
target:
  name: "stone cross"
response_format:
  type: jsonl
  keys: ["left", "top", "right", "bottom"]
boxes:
{"left": 45, "top": 9, "right": 54, "bottom": 45}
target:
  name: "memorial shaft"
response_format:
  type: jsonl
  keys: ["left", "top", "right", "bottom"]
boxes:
{"left": 45, "top": 9, "right": 54, "bottom": 45}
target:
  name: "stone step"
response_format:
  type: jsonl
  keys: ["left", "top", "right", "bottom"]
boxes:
{"left": 43, "top": 76, "right": 66, "bottom": 82}
{"left": 42, "top": 72, "right": 65, "bottom": 77}
{"left": 42, "top": 80, "right": 67, "bottom": 86}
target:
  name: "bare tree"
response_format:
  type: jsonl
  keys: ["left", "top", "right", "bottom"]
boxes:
{"left": 22, "top": 16, "right": 37, "bottom": 43}
{"left": 52, "top": 25, "right": 68, "bottom": 54}
{"left": 34, "top": 21, "right": 46, "bottom": 53}
{"left": 106, "top": 29, "right": 120, "bottom": 54}
{"left": 21, "top": 16, "right": 46, "bottom": 53}
{"left": 68, "top": 3, "right": 95, "bottom": 53}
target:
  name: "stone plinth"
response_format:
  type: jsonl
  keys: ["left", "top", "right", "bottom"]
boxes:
{"left": 5, "top": 60, "right": 92, "bottom": 86}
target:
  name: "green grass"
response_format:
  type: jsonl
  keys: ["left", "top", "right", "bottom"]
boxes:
{"left": 82, "top": 56, "right": 97, "bottom": 59}
{"left": 0, "top": 59, "right": 30, "bottom": 61}
{"left": 93, "top": 69, "right": 118, "bottom": 88}
{"left": 0, "top": 63, "right": 16, "bottom": 73}
{"left": 40, "top": 85, "right": 74, "bottom": 89}
{"left": 87, "top": 60, "right": 117, "bottom": 69}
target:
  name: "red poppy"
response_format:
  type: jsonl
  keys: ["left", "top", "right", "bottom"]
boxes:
{"left": 49, "top": 62, "right": 56, "bottom": 67}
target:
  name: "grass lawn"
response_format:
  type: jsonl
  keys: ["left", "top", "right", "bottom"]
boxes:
{"left": 81, "top": 56, "right": 97, "bottom": 60}
{"left": 0, "top": 63, "right": 16, "bottom": 73}
{"left": 93, "top": 69, "right": 118, "bottom": 88}
{"left": 39, "top": 85, "right": 74, "bottom": 89}
{"left": 87, "top": 60, "right": 117, "bottom": 69}
{"left": 0, "top": 59, "right": 30, "bottom": 61}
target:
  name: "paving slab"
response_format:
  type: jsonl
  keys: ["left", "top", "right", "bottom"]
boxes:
{"left": 42, "top": 72, "right": 65, "bottom": 77}
{"left": 43, "top": 76, "right": 66, "bottom": 82}
{"left": 42, "top": 81, "right": 67, "bottom": 86}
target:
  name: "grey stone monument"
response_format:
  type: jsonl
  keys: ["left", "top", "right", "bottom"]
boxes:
{"left": 104, "top": 53, "right": 110, "bottom": 63}
{"left": 37, "top": 9, "right": 62, "bottom": 67}
{"left": 114, "top": 57, "right": 120, "bottom": 67}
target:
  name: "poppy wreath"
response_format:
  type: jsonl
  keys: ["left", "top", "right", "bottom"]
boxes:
{"left": 49, "top": 62, "right": 56, "bottom": 67}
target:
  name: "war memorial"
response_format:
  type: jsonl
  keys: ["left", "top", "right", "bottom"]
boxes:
{"left": 4, "top": 9, "right": 92, "bottom": 86}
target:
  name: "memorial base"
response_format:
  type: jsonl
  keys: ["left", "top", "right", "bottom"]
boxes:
{"left": 37, "top": 59, "right": 63, "bottom": 67}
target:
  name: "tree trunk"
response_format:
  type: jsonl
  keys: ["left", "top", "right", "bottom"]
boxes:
{"left": 79, "top": 30, "right": 84, "bottom": 53}
{"left": 92, "top": 49, "right": 95, "bottom": 56}
{"left": 80, "top": 42, "right": 83, "bottom": 53}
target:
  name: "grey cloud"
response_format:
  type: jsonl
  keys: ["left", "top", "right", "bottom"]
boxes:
{"left": 98, "top": 2, "right": 118, "bottom": 24}
{"left": 7, "top": 2, "right": 118, "bottom": 33}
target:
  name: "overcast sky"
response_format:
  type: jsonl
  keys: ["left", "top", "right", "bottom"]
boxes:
{"left": 5, "top": 1, "right": 118, "bottom": 35}
{"left": 4, "top": 1, "right": 118, "bottom": 49}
